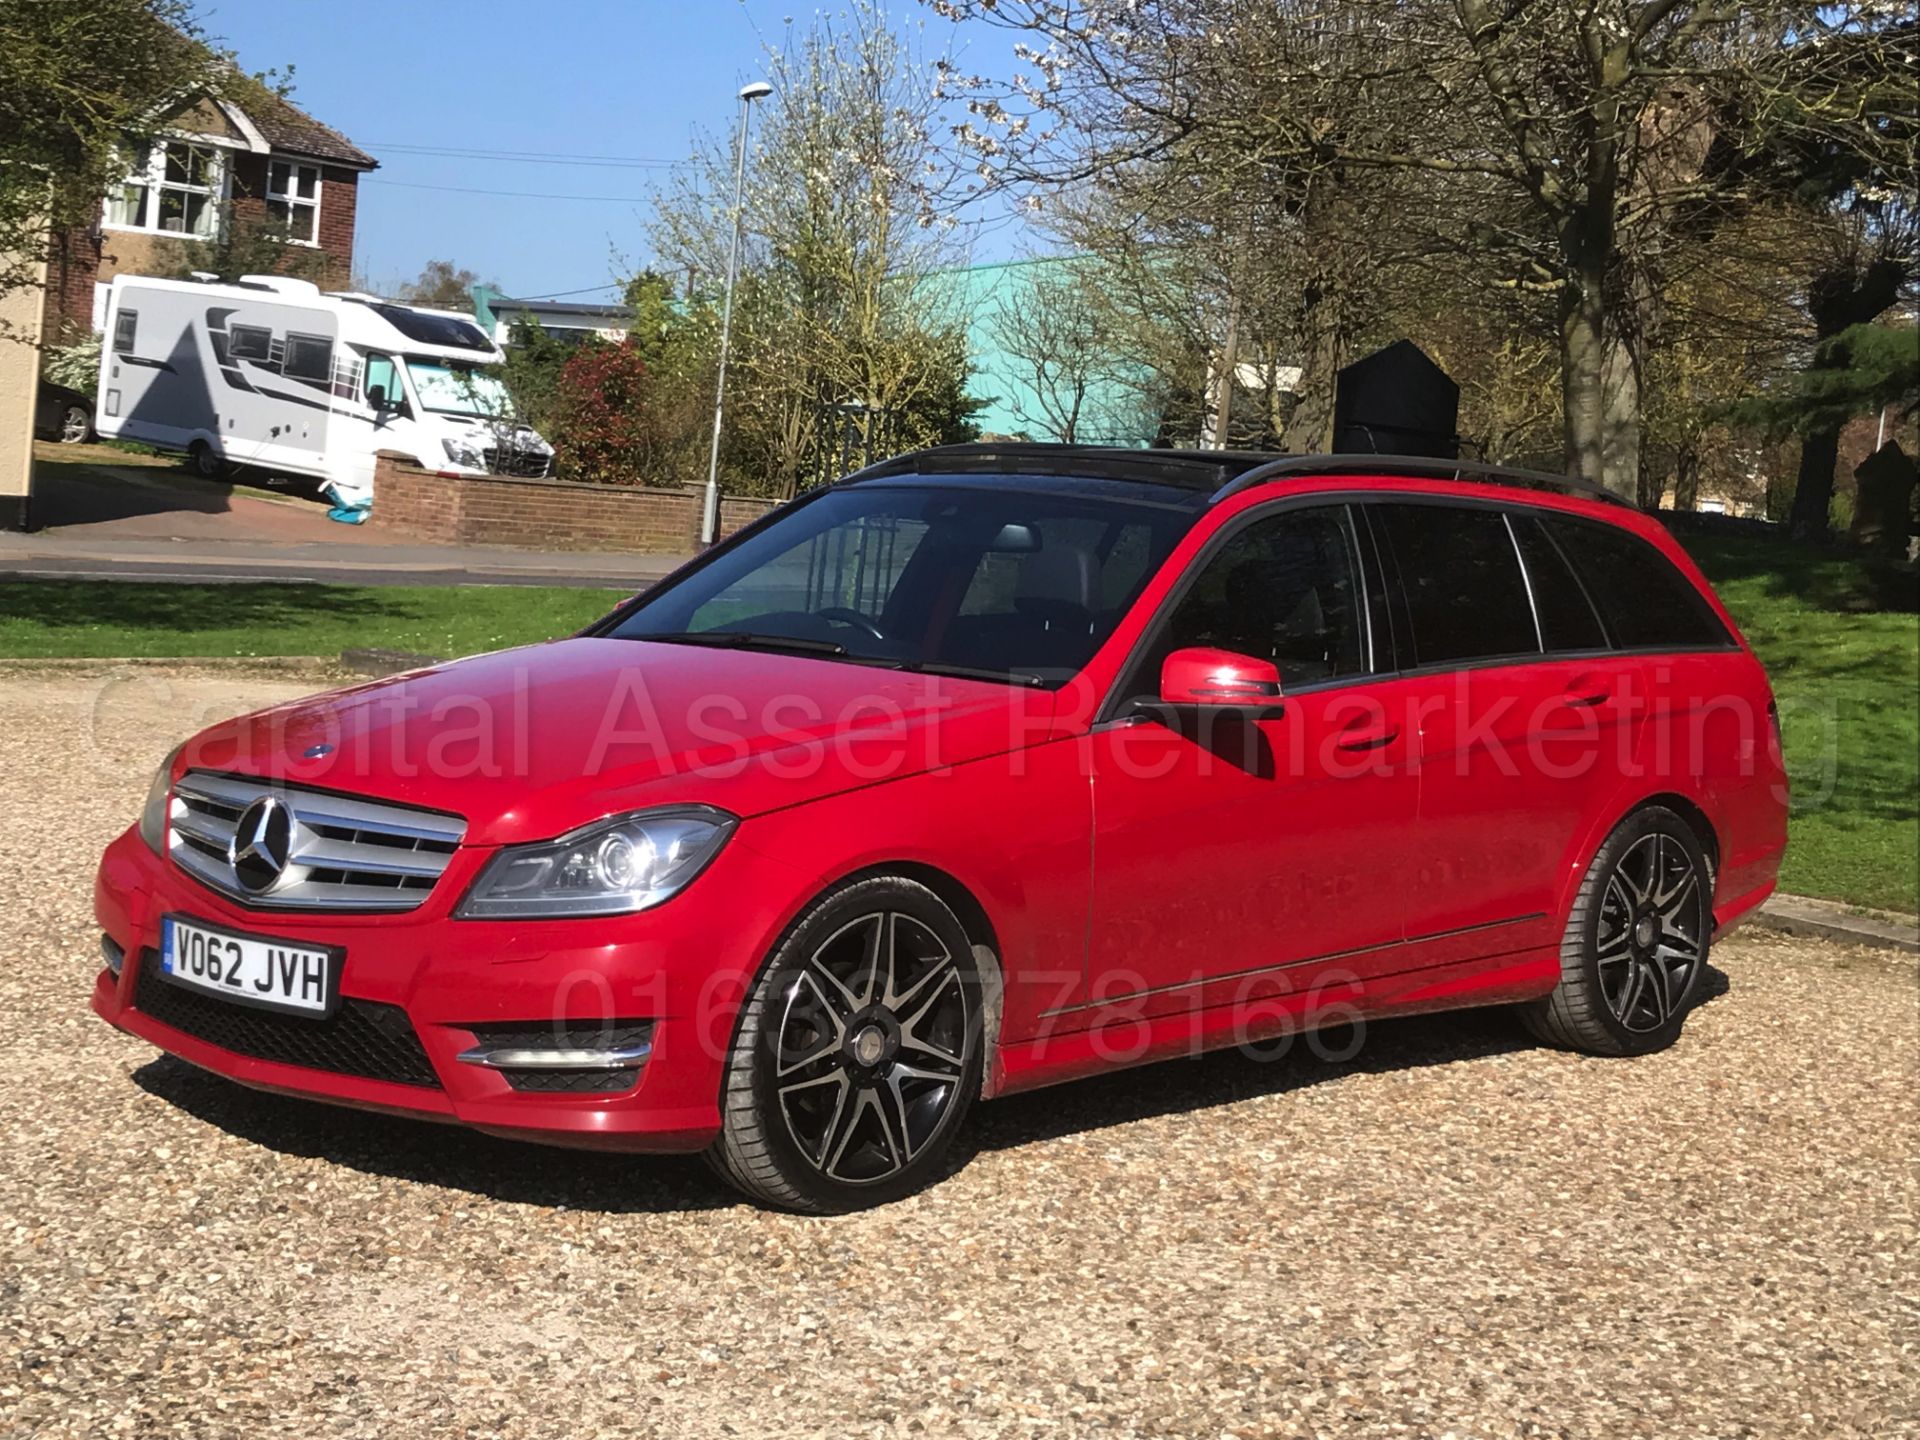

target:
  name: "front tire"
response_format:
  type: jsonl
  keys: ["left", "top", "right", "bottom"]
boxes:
{"left": 58, "top": 404, "right": 90, "bottom": 444}
{"left": 710, "top": 876, "right": 984, "bottom": 1212}
{"left": 1521, "top": 806, "right": 1713, "bottom": 1056}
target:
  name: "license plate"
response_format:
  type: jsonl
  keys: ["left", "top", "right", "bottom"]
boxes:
{"left": 159, "top": 916, "right": 339, "bottom": 1018}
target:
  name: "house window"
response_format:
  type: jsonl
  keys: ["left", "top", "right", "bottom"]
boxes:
{"left": 267, "top": 160, "right": 322, "bottom": 245}
{"left": 104, "top": 140, "right": 227, "bottom": 237}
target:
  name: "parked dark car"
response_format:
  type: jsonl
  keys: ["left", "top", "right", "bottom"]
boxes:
{"left": 35, "top": 380, "right": 94, "bottom": 444}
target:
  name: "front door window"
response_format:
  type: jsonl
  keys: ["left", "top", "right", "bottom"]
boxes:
{"left": 362, "top": 353, "right": 405, "bottom": 415}
{"left": 1124, "top": 504, "right": 1372, "bottom": 704}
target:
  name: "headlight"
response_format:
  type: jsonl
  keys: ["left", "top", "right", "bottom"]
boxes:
{"left": 457, "top": 806, "right": 737, "bottom": 919}
{"left": 138, "top": 743, "right": 184, "bottom": 852}
{"left": 442, "top": 437, "right": 485, "bottom": 469}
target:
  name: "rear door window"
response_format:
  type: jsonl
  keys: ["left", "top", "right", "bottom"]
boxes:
{"left": 1510, "top": 512, "right": 1609, "bottom": 652}
{"left": 1541, "top": 514, "right": 1732, "bottom": 651}
{"left": 1374, "top": 502, "right": 1539, "bottom": 667}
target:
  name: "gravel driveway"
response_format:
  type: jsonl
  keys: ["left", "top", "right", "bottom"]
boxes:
{"left": 3, "top": 664, "right": 1914, "bottom": 1439}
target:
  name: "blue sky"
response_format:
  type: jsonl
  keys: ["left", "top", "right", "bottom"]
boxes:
{"left": 198, "top": 0, "right": 1022, "bottom": 300}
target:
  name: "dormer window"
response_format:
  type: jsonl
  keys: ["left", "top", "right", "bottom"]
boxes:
{"left": 104, "top": 140, "right": 228, "bottom": 237}
{"left": 267, "top": 159, "right": 322, "bottom": 245}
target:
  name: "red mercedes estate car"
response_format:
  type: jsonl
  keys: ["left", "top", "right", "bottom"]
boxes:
{"left": 93, "top": 446, "right": 1787, "bottom": 1211}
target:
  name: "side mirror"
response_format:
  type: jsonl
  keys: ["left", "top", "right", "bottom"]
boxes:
{"left": 1153, "top": 646, "right": 1285, "bottom": 717}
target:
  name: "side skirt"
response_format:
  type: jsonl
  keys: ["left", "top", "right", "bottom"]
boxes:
{"left": 988, "top": 948, "right": 1560, "bottom": 1098}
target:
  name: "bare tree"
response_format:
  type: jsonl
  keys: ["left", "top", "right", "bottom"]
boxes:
{"left": 400, "top": 259, "right": 490, "bottom": 310}
{"left": 929, "top": 1, "right": 1916, "bottom": 497}
{"left": 650, "top": 1, "right": 973, "bottom": 497}
{"left": 987, "top": 259, "right": 1153, "bottom": 441}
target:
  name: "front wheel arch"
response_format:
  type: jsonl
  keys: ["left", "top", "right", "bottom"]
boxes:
{"left": 725, "top": 860, "right": 1008, "bottom": 1105}
{"left": 708, "top": 870, "right": 990, "bottom": 1210}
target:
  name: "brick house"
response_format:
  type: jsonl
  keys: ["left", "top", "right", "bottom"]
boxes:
{"left": 41, "top": 85, "right": 377, "bottom": 344}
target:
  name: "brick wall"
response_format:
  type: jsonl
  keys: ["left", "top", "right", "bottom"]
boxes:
{"left": 41, "top": 227, "right": 104, "bottom": 343}
{"left": 315, "top": 166, "right": 357, "bottom": 288}
{"left": 366, "top": 455, "right": 779, "bottom": 553}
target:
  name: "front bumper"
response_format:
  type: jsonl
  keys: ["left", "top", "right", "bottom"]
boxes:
{"left": 90, "top": 824, "right": 799, "bottom": 1152}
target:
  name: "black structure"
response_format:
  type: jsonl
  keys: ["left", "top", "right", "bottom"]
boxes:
{"left": 1332, "top": 340, "right": 1461, "bottom": 459}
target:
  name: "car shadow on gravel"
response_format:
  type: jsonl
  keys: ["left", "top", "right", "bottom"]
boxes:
{"left": 132, "top": 965, "right": 1730, "bottom": 1211}
{"left": 964, "top": 962, "right": 1733, "bottom": 1161}
{"left": 132, "top": 1057, "right": 738, "bottom": 1212}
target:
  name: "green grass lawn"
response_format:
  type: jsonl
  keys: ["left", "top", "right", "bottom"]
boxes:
{"left": 1, "top": 520, "right": 1914, "bottom": 912}
{"left": 0, "top": 581, "right": 627, "bottom": 662}
{"left": 1676, "top": 524, "right": 1918, "bottom": 914}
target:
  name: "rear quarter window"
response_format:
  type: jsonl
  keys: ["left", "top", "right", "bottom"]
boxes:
{"left": 1510, "top": 512, "right": 1609, "bottom": 652}
{"left": 1540, "top": 514, "right": 1732, "bottom": 651}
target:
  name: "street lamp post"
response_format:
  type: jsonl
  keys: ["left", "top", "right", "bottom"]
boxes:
{"left": 701, "top": 79, "right": 772, "bottom": 547}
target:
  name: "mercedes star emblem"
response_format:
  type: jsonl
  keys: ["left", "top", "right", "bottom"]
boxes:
{"left": 228, "top": 795, "right": 293, "bottom": 893}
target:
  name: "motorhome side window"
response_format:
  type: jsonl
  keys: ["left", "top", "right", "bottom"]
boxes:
{"left": 282, "top": 333, "right": 334, "bottom": 384}
{"left": 112, "top": 310, "right": 138, "bottom": 355}
{"left": 228, "top": 326, "right": 272, "bottom": 363}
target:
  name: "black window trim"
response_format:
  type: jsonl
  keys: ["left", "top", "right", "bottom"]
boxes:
{"left": 1504, "top": 511, "right": 1547, "bottom": 654}
{"left": 1094, "top": 493, "right": 1388, "bottom": 726}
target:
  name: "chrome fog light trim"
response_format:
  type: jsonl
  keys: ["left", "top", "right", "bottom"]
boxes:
{"left": 456, "top": 1041, "right": 653, "bottom": 1070}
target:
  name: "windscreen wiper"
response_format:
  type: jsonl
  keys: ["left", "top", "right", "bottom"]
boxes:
{"left": 879, "top": 659, "right": 1047, "bottom": 687}
{"left": 626, "top": 631, "right": 850, "bottom": 657}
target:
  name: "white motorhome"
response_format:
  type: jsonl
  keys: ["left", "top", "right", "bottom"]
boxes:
{"left": 95, "top": 274, "right": 553, "bottom": 509}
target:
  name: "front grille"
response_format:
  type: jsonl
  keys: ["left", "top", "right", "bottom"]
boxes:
{"left": 462, "top": 1020, "right": 653, "bottom": 1093}
{"left": 134, "top": 950, "right": 440, "bottom": 1088}
{"left": 169, "top": 771, "right": 465, "bottom": 912}
{"left": 482, "top": 445, "right": 551, "bottom": 478}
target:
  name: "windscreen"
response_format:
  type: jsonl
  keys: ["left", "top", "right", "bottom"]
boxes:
{"left": 404, "top": 360, "right": 514, "bottom": 418}
{"left": 606, "top": 483, "right": 1194, "bottom": 686}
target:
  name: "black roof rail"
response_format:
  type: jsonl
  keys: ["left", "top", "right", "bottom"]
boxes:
{"left": 1212, "top": 453, "right": 1632, "bottom": 508}
{"left": 840, "top": 442, "right": 1283, "bottom": 492}
{"left": 838, "top": 442, "right": 1630, "bottom": 509}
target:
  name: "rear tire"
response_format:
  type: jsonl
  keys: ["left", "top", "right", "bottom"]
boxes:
{"left": 187, "top": 441, "right": 229, "bottom": 480}
{"left": 709, "top": 876, "right": 984, "bottom": 1212}
{"left": 58, "top": 404, "right": 90, "bottom": 444}
{"left": 1521, "top": 806, "right": 1712, "bottom": 1056}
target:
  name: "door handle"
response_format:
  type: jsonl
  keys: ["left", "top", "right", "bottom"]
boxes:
{"left": 1335, "top": 723, "right": 1400, "bottom": 751}
{"left": 1562, "top": 677, "right": 1612, "bottom": 708}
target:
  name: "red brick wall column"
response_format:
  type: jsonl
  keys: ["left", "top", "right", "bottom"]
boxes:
{"left": 365, "top": 455, "right": 779, "bottom": 553}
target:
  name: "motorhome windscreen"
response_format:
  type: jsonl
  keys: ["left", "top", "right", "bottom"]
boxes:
{"left": 364, "top": 303, "right": 493, "bottom": 350}
{"left": 404, "top": 360, "right": 513, "bottom": 418}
